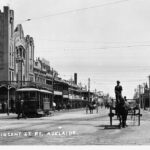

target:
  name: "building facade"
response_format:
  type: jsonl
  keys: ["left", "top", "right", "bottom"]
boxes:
{"left": 0, "top": 6, "right": 14, "bottom": 82}
{"left": 14, "top": 24, "right": 35, "bottom": 86}
{"left": 0, "top": 6, "right": 35, "bottom": 112}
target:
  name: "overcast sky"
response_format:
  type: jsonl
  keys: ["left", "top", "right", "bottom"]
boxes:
{"left": 1, "top": 0, "right": 150, "bottom": 98}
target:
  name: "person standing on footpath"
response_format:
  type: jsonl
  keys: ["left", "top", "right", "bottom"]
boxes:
{"left": 17, "top": 99, "right": 26, "bottom": 119}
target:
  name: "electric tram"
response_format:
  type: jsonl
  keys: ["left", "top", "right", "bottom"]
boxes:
{"left": 16, "top": 88, "right": 52, "bottom": 116}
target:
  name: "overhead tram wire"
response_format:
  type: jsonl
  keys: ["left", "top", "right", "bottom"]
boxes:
{"left": 34, "top": 38, "right": 150, "bottom": 44}
{"left": 36, "top": 43, "right": 150, "bottom": 52}
{"left": 92, "top": 80, "right": 147, "bottom": 83}
{"left": 18, "top": 0, "right": 129, "bottom": 22}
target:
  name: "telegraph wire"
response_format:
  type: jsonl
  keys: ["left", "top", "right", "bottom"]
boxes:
{"left": 91, "top": 81, "right": 147, "bottom": 84}
{"left": 16, "top": 0, "right": 129, "bottom": 22}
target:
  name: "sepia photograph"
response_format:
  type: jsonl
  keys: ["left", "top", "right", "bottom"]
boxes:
{"left": 0, "top": 0, "right": 150, "bottom": 146}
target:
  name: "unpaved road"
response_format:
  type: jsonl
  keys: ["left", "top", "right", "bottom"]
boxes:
{"left": 0, "top": 108, "right": 150, "bottom": 145}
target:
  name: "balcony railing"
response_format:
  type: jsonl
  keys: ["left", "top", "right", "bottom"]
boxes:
{"left": 0, "top": 81, "right": 18, "bottom": 88}
{"left": 63, "top": 90, "right": 69, "bottom": 95}
{"left": 21, "top": 81, "right": 53, "bottom": 91}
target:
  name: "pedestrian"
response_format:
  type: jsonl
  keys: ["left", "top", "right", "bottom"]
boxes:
{"left": 95, "top": 101, "right": 99, "bottom": 113}
{"left": 66, "top": 102, "right": 71, "bottom": 111}
{"left": 101, "top": 102, "right": 103, "bottom": 109}
{"left": 10, "top": 98, "right": 14, "bottom": 113}
{"left": 63, "top": 103, "right": 66, "bottom": 110}
{"left": 2, "top": 102, "right": 5, "bottom": 113}
{"left": 57, "top": 103, "right": 61, "bottom": 111}
{"left": 86, "top": 102, "right": 89, "bottom": 114}
{"left": 17, "top": 99, "right": 26, "bottom": 119}
{"left": 52, "top": 102, "right": 56, "bottom": 112}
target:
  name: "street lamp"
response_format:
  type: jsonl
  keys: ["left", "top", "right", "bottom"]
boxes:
{"left": 88, "top": 78, "right": 90, "bottom": 102}
{"left": 7, "top": 85, "right": 13, "bottom": 116}
{"left": 52, "top": 68, "right": 54, "bottom": 109}
{"left": 51, "top": 68, "right": 56, "bottom": 109}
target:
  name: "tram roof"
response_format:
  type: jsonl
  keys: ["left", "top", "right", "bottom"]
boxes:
{"left": 17, "top": 88, "right": 40, "bottom": 92}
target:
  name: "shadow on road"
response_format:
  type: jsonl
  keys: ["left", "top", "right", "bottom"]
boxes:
{"left": 96, "top": 123, "right": 140, "bottom": 130}
{"left": 96, "top": 125, "right": 122, "bottom": 130}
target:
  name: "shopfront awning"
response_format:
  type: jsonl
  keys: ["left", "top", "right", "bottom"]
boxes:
{"left": 17, "top": 88, "right": 52, "bottom": 94}
{"left": 40, "top": 89, "right": 52, "bottom": 94}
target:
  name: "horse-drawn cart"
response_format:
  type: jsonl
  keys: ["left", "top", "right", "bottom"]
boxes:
{"left": 109, "top": 99, "right": 142, "bottom": 127}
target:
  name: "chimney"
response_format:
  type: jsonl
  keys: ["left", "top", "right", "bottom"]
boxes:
{"left": 74, "top": 73, "right": 77, "bottom": 84}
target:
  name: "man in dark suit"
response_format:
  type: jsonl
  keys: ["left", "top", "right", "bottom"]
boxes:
{"left": 17, "top": 99, "right": 25, "bottom": 119}
{"left": 115, "top": 80, "right": 123, "bottom": 104}
{"left": 114, "top": 81, "right": 123, "bottom": 120}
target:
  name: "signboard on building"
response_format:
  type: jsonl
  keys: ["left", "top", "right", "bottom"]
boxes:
{"left": 54, "top": 91, "right": 62, "bottom": 95}
{"left": 63, "top": 95, "right": 69, "bottom": 98}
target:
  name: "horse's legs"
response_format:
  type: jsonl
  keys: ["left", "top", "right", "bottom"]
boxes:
{"left": 118, "top": 115, "right": 122, "bottom": 128}
{"left": 115, "top": 107, "right": 119, "bottom": 119}
{"left": 125, "top": 111, "right": 128, "bottom": 126}
{"left": 122, "top": 114, "right": 126, "bottom": 128}
{"left": 96, "top": 107, "right": 98, "bottom": 113}
{"left": 86, "top": 107, "right": 88, "bottom": 114}
{"left": 90, "top": 108, "right": 92, "bottom": 114}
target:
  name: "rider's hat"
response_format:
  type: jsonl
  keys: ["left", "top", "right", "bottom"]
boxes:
{"left": 117, "top": 80, "right": 120, "bottom": 83}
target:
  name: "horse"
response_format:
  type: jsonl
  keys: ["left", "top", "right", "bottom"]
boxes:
{"left": 86, "top": 101, "right": 98, "bottom": 114}
{"left": 115, "top": 97, "right": 128, "bottom": 128}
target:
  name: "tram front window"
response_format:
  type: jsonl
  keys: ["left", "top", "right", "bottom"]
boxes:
{"left": 30, "top": 92, "right": 36, "bottom": 100}
{"left": 23, "top": 92, "right": 29, "bottom": 100}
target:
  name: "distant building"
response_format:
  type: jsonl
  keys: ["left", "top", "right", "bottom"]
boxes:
{"left": 34, "top": 57, "right": 54, "bottom": 88}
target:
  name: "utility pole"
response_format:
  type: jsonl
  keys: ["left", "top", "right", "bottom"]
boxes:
{"left": 141, "top": 85, "right": 144, "bottom": 109}
{"left": 143, "top": 83, "right": 146, "bottom": 110}
{"left": 88, "top": 78, "right": 90, "bottom": 102}
{"left": 148, "top": 76, "right": 150, "bottom": 111}
{"left": 7, "top": 85, "right": 10, "bottom": 116}
{"left": 21, "top": 59, "right": 23, "bottom": 87}
{"left": 139, "top": 85, "right": 141, "bottom": 109}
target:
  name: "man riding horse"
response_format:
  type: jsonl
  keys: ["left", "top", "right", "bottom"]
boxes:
{"left": 114, "top": 80, "right": 122, "bottom": 117}
{"left": 114, "top": 81, "right": 128, "bottom": 128}
{"left": 115, "top": 80, "right": 123, "bottom": 104}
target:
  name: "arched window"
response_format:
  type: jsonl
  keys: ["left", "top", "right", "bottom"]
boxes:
{"left": 19, "top": 48, "right": 22, "bottom": 57}
{"left": 23, "top": 50, "right": 25, "bottom": 59}
{"left": 9, "top": 46, "right": 12, "bottom": 67}
{"left": 16, "top": 47, "right": 19, "bottom": 56}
